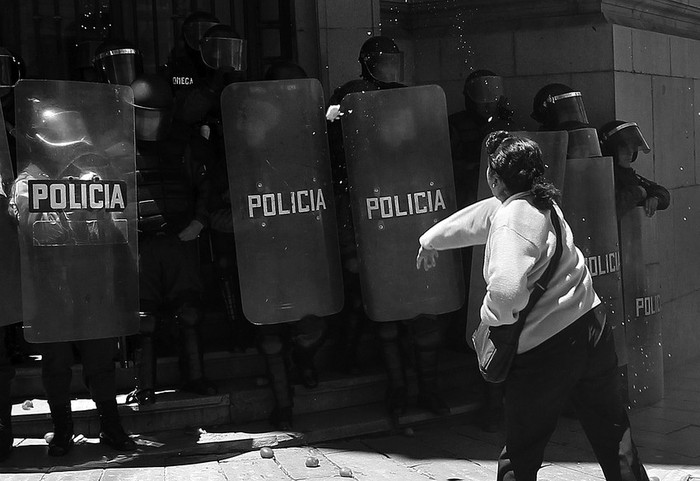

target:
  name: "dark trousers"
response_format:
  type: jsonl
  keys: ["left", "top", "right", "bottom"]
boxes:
{"left": 41, "top": 338, "right": 118, "bottom": 405}
{"left": 498, "top": 310, "right": 649, "bottom": 481}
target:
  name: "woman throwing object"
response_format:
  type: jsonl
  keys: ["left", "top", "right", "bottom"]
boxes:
{"left": 416, "top": 131, "right": 649, "bottom": 481}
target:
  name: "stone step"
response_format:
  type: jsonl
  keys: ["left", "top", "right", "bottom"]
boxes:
{"left": 11, "top": 349, "right": 484, "bottom": 438}
{"left": 1, "top": 393, "right": 484, "bottom": 472}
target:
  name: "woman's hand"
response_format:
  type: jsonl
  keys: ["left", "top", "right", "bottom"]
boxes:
{"left": 416, "top": 246, "right": 439, "bottom": 271}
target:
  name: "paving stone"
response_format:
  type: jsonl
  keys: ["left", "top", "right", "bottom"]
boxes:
{"left": 0, "top": 475, "right": 45, "bottom": 481}
{"left": 165, "top": 462, "right": 227, "bottom": 481}
{"left": 320, "top": 447, "right": 433, "bottom": 481}
{"left": 272, "top": 446, "right": 341, "bottom": 479}
{"left": 219, "top": 451, "right": 293, "bottom": 480}
{"left": 43, "top": 471, "right": 103, "bottom": 481}
{"left": 537, "top": 462, "right": 604, "bottom": 480}
{"left": 100, "top": 467, "right": 165, "bottom": 481}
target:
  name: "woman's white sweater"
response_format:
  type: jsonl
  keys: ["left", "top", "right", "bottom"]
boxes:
{"left": 419, "top": 193, "right": 600, "bottom": 353}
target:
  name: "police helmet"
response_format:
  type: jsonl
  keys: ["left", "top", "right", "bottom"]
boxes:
{"left": 131, "top": 74, "right": 174, "bottom": 141}
{"left": 599, "top": 120, "right": 650, "bottom": 162}
{"left": 93, "top": 39, "right": 143, "bottom": 86}
{"left": 531, "top": 83, "right": 588, "bottom": 128}
{"left": 463, "top": 69, "right": 503, "bottom": 104}
{"left": 264, "top": 61, "right": 307, "bottom": 80}
{"left": 358, "top": 36, "right": 403, "bottom": 83}
{"left": 200, "top": 24, "right": 246, "bottom": 72}
{"left": 182, "top": 11, "right": 220, "bottom": 51}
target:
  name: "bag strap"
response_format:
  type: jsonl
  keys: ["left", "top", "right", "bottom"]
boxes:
{"left": 516, "top": 206, "right": 564, "bottom": 325}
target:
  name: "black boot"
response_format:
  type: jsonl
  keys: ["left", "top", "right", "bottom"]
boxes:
{"left": 0, "top": 402, "right": 12, "bottom": 461}
{"left": 265, "top": 352, "right": 294, "bottom": 430}
{"left": 126, "top": 332, "right": 157, "bottom": 406}
{"left": 96, "top": 400, "right": 136, "bottom": 451}
{"left": 47, "top": 402, "right": 74, "bottom": 456}
{"left": 179, "top": 322, "right": 217, "bottom": 395}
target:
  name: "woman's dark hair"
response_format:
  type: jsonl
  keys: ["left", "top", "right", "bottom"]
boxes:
{"left": 485, "top": 130, "right": 560, "bottom": 209}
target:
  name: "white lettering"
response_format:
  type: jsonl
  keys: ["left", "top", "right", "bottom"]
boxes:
{"left": 31, "top": 184, "right": 48, "bottom": 210}
{"left": 246, "top": 189, "right": 329, "bottom": 218}
{"left": 89, "top": 184, "right": 104, "bottom": 209}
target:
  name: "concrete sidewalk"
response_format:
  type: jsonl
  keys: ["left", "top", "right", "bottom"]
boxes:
{"left": 1, "top": 357, "right": 699, "bottom": 480}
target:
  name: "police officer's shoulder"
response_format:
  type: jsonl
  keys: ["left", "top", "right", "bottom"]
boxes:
{"left": 331, "top": 78, "right": 380, "bottom": 104}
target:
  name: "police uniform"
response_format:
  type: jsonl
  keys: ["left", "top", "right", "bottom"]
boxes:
{"left": 128, "top": 72, "right": 215, "bottom": 404}
{"left": 10, "top": 161, "right": 136, "bottom": 456}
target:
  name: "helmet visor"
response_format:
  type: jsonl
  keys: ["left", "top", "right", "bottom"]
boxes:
{"left": 602, "top": 122, "right": 651, "bottom": 154}
{"left": 200, "top": 37, "right": 247, "bottom": 72}
{"left": 464, "top": 75, "right": 503, "bottom": 103}
{"left": 363, "top": 51, "right": 404, "bottom": 83}
{"left": 35, "top": 110, "right": 91, "bottom": 147}
{"left": 183, "top": 20, "right": 220, "bottom": 51}
{"left": 550, "top": 91, "right": 588, "bottom": 125}
{"left": 94, "top": 48, "right": 143, "bottom": 86}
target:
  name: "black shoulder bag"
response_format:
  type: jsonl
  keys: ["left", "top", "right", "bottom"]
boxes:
{"left": 472, "top": 206, "right": 563, "bottom": 384}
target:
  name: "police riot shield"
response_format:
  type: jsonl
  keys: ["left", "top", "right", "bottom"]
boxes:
{"left": 221, "top": 78, "right": 343, "bottom": 325}
{"left": 14, "top": 80, "right": 139, "bottom": 342}
{"left": 567, "top": 127, "right": 602, "bottom": 159}
{"left": 0, "top": 107, "right": 21, "bottom": 327}
{"left": 562, "top": 156, "right": 627, "bottom": 366}
{"left": 466, "top": 130, "right": 568, "bottom": 346}
{"left": 620, "top": 208, "right": 663, "bottom": 406}
{"left": 341, "top": 85, "right": 464, "bottom": 322}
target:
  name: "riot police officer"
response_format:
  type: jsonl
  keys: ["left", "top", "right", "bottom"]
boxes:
{"left": 9, "top": 88, "right": 137, "bottom": 456}
{"left": 325, "top": 35, "right": 405, "bottom": 375}
{"left": 599, "top": 120, "right": 670, "bottom": 219}
{"left": 449, "top": 70, "right": 514, "bottom": 208}
{"left": 126, "top": 72, "right": 216, "bottom": 405}
{"left": 0, "top": 45, "right": 23, "bottom": 461}
{"left": 447, "top": 69, "right": 515, "bottom": 432}
{"left": 327, "top": 36, "right": 451, "bottom": 424}
{"left": 184, "top": 24, "right": 253, "bottom": 352}
{"left": 248, "top": 61, "right": 330, "bottom": 430}
{"left": 531, "top": 83, "right": 589, "bottom": 131}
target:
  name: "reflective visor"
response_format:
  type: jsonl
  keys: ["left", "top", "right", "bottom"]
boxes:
{"left": 200, "top": 37, "right": 247, "bottom": 72}
{"left": 464, "top": 75, "right": 503, "bottom": 103}
{"left": 549, "top": 91, "right": 588, "bottom": 125}
{"left": 35, "top": 110, "right": 90, "bottom": 147}
{"left": 363, "top": 51, "right": 404, "bottom": 83}
{"left": 183, "top": 21, "right": 220, "bottom": 51}
{"left": 602, "top": 122, "right": 650, "bottom": 154}
{"left": 93, "top": 48, "right": 142, "bottom": 86}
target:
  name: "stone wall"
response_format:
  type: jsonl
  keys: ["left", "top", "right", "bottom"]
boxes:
{"left": 377, "top": 1, "right": 700, "bottom": 372}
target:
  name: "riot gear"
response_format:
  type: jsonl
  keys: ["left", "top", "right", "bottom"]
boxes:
{"left": 264, "top": 61, "right": 307, "bottom": 81}
{"left": 12, "top": 79, "right": 138, "bottom": 456}
{"left": 131, "top": 74, "right": 174, "bottom": 142}
{"left": 93, "top": 39, "right": 143, "bottom": 86}
{"left": 341, "top": 85, "right": 462, "bottom": 423}
{"left": 221, "top": 75, "right": 342, "bottom": 428}
{"left": 200, "top": 24, "right": 246, "bottom": 72}
{"left": 599, "top": 120, "right": 651, "bottom": 162}
{"left": 566, "top": 123, "right": 602, "bottom": 159}
{"left": 359, "top": 36, "right": 404, "bottom": 83}
{"left": 464, "top": 70, "right": 503, "bottom": 104}
{"left": 531, "top": 83, "right": 588, "bottom": 129}
{"left": 182, "top": 11, "right": 220, "bottom": 52}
